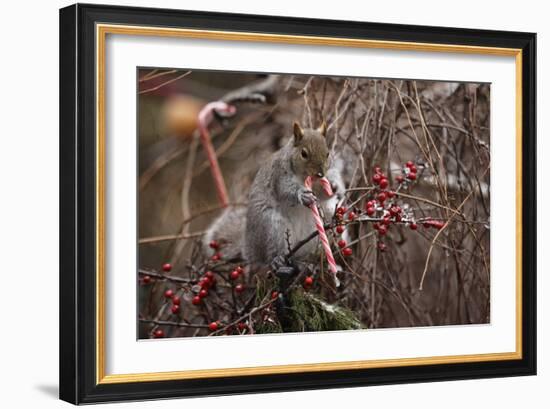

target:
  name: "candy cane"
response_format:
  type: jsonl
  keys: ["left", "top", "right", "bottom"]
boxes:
{"left": 304, "top": 176, "right": 339, "bottom": 285}
{"left": 198, "top": 101, "right": 237, "bottom": 208}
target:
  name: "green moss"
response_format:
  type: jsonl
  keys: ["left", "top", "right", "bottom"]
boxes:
{"left": 284, "top": 290, "right": 363, "bottom": 332}
{"left": 255, "top": 318, "right": 283, "bottom": 334}
{"left": 251, "top": 272, "right": 363, "bottom": 334}
{"left": 253, "top": 273, "right": 277, "bottom": 303}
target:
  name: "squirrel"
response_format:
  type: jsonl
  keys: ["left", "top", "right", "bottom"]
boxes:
{"left": 203, "top": 121, "right": 347, "bottom": 268}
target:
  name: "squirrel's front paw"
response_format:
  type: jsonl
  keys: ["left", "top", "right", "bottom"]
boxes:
{"left": 299, "top": 189, "right": 317, "bottom": 207}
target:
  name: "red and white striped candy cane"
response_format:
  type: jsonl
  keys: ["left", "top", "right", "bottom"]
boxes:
{"left": 304, "top": 176, "right": 339, "bottom": 284}
{"left": 198, "top": 101, "right": 237, "bottom": 208}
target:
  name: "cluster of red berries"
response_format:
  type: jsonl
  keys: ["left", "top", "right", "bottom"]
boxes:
{"left": 370, "top": 164, "right": 421, "bottom": 250}
{"left": 367, "top": 167, "right": 400, "bottom": 225}
{"left": 333, "top": 207, "right": 353, "bottom": 257}
{"left": 229, "top": 266, "right": 245, "bottom": 294}
{"left": 161, "top": 266, "right": 183, "bottom": 313}
{"left": 367, "top": 163, "right": 425, "bottom": 235}
{"left": 162, "top": 287, "right": 182, "bottom": 314}
{"left": 336, "top": 237, "right": 353, "bottom": 257}
{"left": 209, "top": 240, "right": 222, "bottom": 261}
{"left": 335, "top": 206, "right": 356, "bottom": 222}
{"left": 145, "top": 261, "right": 250, "bottom": 338}
{"left": 334, "top": 162, "right": 425, "bottom": 254}
{"left": 395, "top": 160, "right": 419, "bottom": 183}
{"left": 371, "top": 166, "right": 391, "bottom": 189}
{"left": 191, "top": 271, "right": 217, "bottom": 305}
{"left": 371, "top": 204, "right": 404, "bottom": 237}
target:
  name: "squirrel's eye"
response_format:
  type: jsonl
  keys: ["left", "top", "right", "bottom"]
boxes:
{"left": 301, "top": 149, "right": 308, "bottom": 159}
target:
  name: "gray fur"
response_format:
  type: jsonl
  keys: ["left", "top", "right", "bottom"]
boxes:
{"left": 202, "top": 206, "right": 247, "bottom": 260}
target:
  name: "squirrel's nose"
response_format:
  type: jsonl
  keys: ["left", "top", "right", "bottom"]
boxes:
{"left": 316, "top": 172, "right": 324, "bottom": 178}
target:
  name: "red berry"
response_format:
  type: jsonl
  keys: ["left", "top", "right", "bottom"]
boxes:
{"left": 304, "top": 276, "right": 314, "bottom": 287}
{"left": 337, "top": 239, "right": 347, "bottom": 248}
{"left": 366, "top": 200, "right": 375, "bottom": 208}
{"left": 142, "top": 275, "right": 151, "bottom": 284}
{"left": 387, "top": 190, "right": 396, "bottom": 198}
{"left": 209, "top": 240, "right": 219, "bottom": 249}
{"left": 348, "top": 211, "right": 356, "bottom": 221}
{"left": 205, "top": 271, "right": 214, "bottom": 279}
{"left": 342, "top": 247, "right": 353, "bottom": 257}
{"left": 271, "top": 291, "right": 279, "bottom": 299}
{"left": 172, "top": 296, "right": 181, "bottom": 305}
{"left": 383, "top": 216, "right": 391, "bottom": 226}
{"left": 200, "top": 277, "right": 212, "bottom": 288}
{"left": 162, "top": 263, "right": 172, "bottom": 272}
{"left": 192, "top": 295, "right": 201, "bottom": 305}
{"left": 390, "top": 206, "right": 401, "bottom": 216}
{"left": 235, "top": 284, "right": 245, "bottom": 294}
{"left": 378, "top": 192, "right": 387, "bottom": 202}
{"left": 336, "top": 206, "right": 347, "bottom": 215}
{"left": 374, "top": 165, "right": 382, "bottom": 174}
{"left": 336, "top": 225, "right": 345, "bottom": 234}
{"left": 164, "top": 289, "right": 174, "bottom": 299}
{"left": 377, "top": 242, "right": 387, "bottom": 252}
{"left": 199, "top": 289, "right": 208, "bottom": 298}
{"left": 373, "top": 222, "right": 380, "bottom": 230}
{"left": 433, "top": 221, "right": 445, "bottom": 229}
{"left": 171, "top": 304, "right": 180, "bottom": 314}
{"left": 230, "top": 270, "right": 240, "bottom": 280}
{"left": 407, "top": 172, "right": 417, "bottom": 180}
{"left": 153, "top": 329, "right": 165, "bottom": 338}
{"left": 410, "top": 165, "right": 417, "bottom": 173}
{"left": 372, "top": 173, "right": 382, "bottom": 184}
{"left": 208, "top": 321, "right": 219, "bottom": 331}
{"left": 366, "top": 206, "right": 376, "bottom": 216}
{"left": 211, "top": 253, "right": 221, "bottom": 261}
{"left": 236, "top": 266, "right": 244, "bottom": 274}
{"left": 406, "top": 161, "right": 414, "bottom": 168}
{"left": 378, "top": 225, "right": 388, "bottom": 235}
{"left": 423, "top": 220, "right": 432, "bottom": 228}
{"left": 379, "top": 178, "right": 389, "bottom": 189}
{"left": 409, "top": 222, "right": 418, "bottom": 230}
{"left": 396, "top": 175, "right": 404, "bottom": 183}
{"left": 237, "top": 322, "right": 247, "bottom": 331}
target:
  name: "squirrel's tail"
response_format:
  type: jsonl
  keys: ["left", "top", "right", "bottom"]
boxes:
{"left": 202, "top": 206, "right": 247, "bottom": 262}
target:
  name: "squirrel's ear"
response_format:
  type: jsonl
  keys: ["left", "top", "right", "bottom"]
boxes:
{"left": 317, "top": 121, "right": 327, "bottom": 137}
{"left": 293, "top": 121, "right": 304, "bottom": 144}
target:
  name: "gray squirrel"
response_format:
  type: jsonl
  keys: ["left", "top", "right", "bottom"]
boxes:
{"left": 203, "top": 121, "right": 347, "bottom": 267}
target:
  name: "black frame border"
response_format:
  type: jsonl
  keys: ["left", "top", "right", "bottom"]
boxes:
{"left": 59, "top": 3, "right": 536, "bottom": 404}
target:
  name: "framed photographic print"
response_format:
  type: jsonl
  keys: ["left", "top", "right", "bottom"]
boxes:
{"left": 59, "top": 3, "right": 536, "bottom": 404}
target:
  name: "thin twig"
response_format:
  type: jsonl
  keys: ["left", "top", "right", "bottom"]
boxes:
{"left": 139, "top": 71, "right": 192, "bottom": 94}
